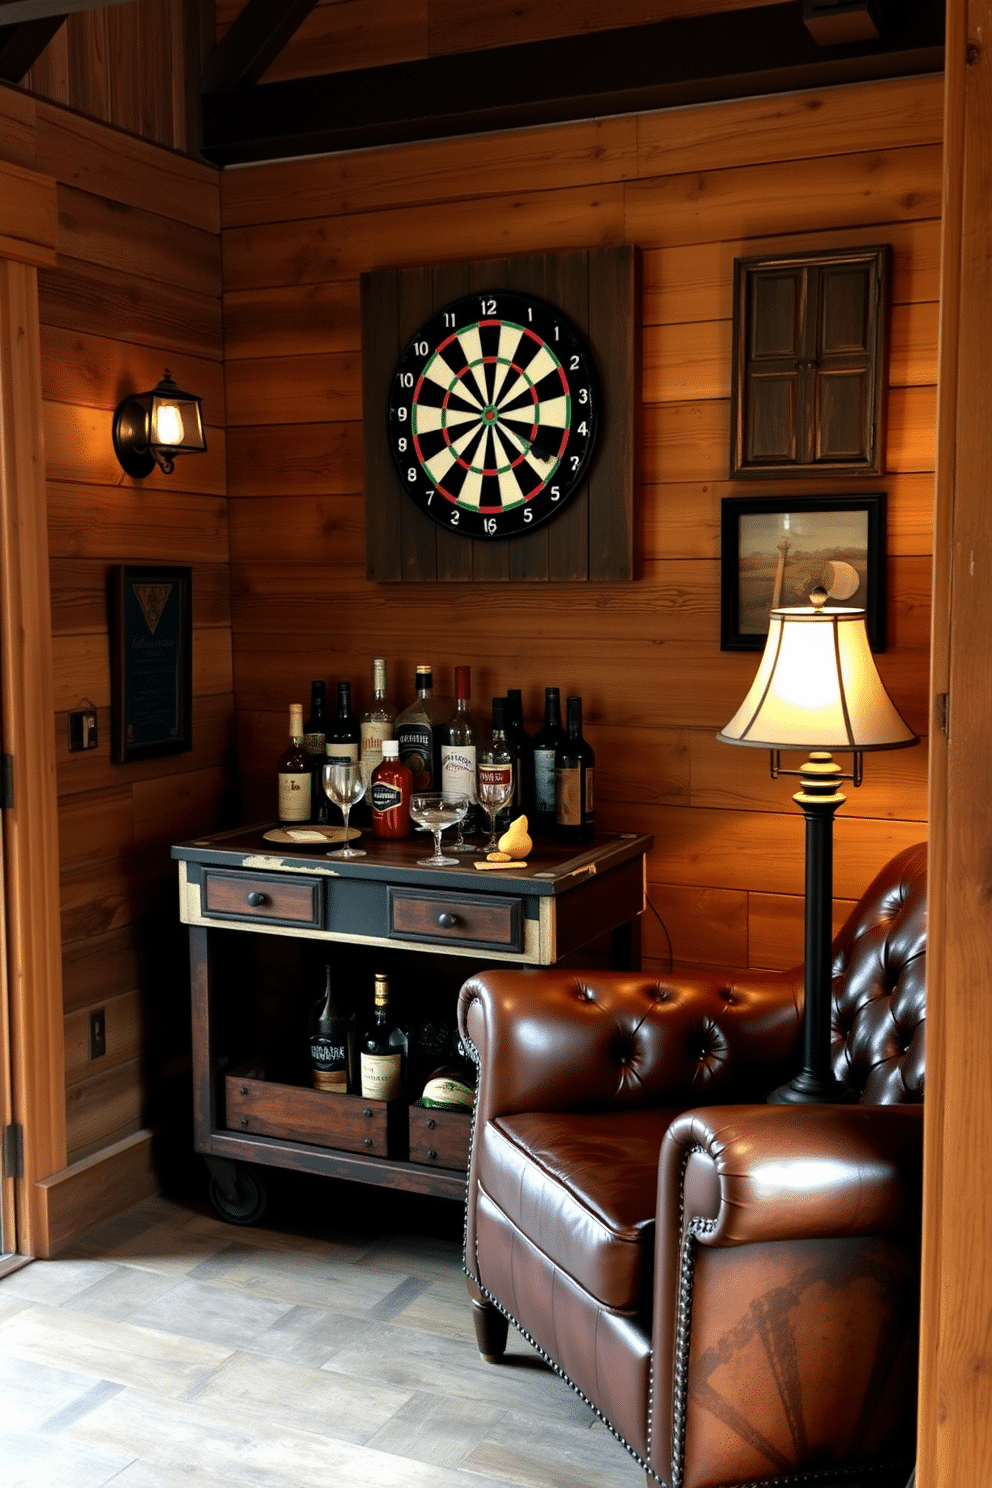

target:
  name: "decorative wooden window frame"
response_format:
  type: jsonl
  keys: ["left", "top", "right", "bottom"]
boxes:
{"left": 730, "top": 245, "right": 891, "bottom": 480}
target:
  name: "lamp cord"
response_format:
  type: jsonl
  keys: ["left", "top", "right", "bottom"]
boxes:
{"left": 645, "top": 894, "right": 674, "bottom": 973}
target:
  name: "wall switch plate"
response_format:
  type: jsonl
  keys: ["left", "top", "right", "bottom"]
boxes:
{"left": 89, "top": 1008, "right": 106, "bottom": 1060}
{"left": 68, "top": 711, "right": 98, "bottom": 752}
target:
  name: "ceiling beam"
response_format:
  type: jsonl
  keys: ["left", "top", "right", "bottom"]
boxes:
{"left": 0, "top": 0, "right": 130, "bottom": 21}
{"left": 0, "top": 14, "right": 63, "bottom": 80}
{"left": 200, "top": 0, "right": 319, "bottom": 93}
{"left": 200, "top": 0, "right": 943, "bottom": 168}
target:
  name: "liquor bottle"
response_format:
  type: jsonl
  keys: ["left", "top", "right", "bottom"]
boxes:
{"left": 532, "top": 687, "right": 567, "bottom": 835}
{"left": 277, "top": 703, "right": 312, "bottom": 824}
{"left": 360, "top": 658, "right": 395, "bottom": 795}
{"left": 360, "top": 973, "right": 405, "bottom": 1100}
{"left": 325, "top": 681, "right": 361, "bottom": 824}
{"left": 555, "top": 695, "right": 595, "bottom": 844}
{"left": 370, "top": 739, "right": 412, "bottom": 838}
{"left": 441, "top": 665, "right": 479, "bottom": 832}
{"left": 394, "top": 665, "right": 450, "bottom": 791}
{"left": 415, "top": 1063, "right": 476, "bottom": 1111}
{"left": 479, "top": 697, "right": 515, "bottom": 845}
{"left": 505, "top": 688, "right": 535, "bottom": 819}
{"left": 309, "top": 963, "right": 354, "bottom": 1093}
{"left": 303, "top": 680, "right": 328, "bottom": 823}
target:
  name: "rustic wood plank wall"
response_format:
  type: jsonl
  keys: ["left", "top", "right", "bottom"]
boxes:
{"left": 221, "top": 71, "right": 937, "bottom": 977}
{"left": 0, "top": 83, "right": 230, "bottom": 1166}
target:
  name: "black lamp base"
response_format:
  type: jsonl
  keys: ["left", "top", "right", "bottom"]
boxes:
{"left": 112, "top": 399, "right": 155, "bottom": 479}
{"left": 768, "top": 1068, "right": 848, "bottom": 1104}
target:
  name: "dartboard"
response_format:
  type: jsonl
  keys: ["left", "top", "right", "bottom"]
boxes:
{"left": 387, "top": 290, "right": 601, "bottom": 539}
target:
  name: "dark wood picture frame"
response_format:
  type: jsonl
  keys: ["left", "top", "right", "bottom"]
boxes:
{"left": 720, "top": 493, "right": 887, "bottom": 652}
{"left": 361, "top": 246, "right": 638, "bottom": 583}
{"left": 729, "top": 245, "right": 891, "bottom": 480}
{"left": 110, "top": 564, "right": 193, "bottom": 763}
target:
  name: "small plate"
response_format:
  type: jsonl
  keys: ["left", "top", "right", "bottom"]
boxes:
{"left": 262, "top": 825, "right": 362, "bottom": 846}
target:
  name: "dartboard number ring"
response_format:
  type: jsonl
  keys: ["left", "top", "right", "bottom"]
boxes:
{"left": 387, "top": 290, "right": 601, "bottom": 540}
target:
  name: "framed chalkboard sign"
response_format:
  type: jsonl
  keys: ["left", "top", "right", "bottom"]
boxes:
{"left": 110, "top": 565, "right": 192, "bottom": 763}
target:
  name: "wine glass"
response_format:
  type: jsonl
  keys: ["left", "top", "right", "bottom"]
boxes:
{"left": 410, "top": 792, "right": 469, "bottom": 868}
{"left": 477, "top": 769, "right": 514, "bottom": 854}
{"left": 322, "top": 761, "right": 367, "bottom": 858}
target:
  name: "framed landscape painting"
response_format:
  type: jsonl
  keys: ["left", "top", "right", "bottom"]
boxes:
{"left": 720, "top": 494, "right": 886, "bottom": 651}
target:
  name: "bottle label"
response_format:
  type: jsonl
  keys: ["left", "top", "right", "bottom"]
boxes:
{"left": 420, "top": 1074, "right": 475, "bottom": 1109}
{"left": 478, "top": 763, "right": 513, "bottom": 792}
{"left": 361, "top": 1051, "right": 402, "bottom": 1101}
{"left": 311, "top": 1035, "right": 348, "bottom": 1092}
{"left": 397, "top": 723, "right": 433, "bottom": 789}
{"left": 361, "top": 722, "right": 393, "bottom": 786}
{"left": 586, "top": 767, "right": 594, "bottom": 815}
{"left": 555, "top": 765, "right": 582, "bottom": 826}
{"left": 370, "top": 781, "right": 402, "bottom": 812}
{"left": 325, "top": 741, "right": 359, "bottom": 764}
{"left": 534, "top": 749, "right": 556, "bottom": 814}
{"left": 278, "top": 772, "right": 311, "bottom": 821}
{"left": 441, "top": 744, "right": 477, "bottom": 803}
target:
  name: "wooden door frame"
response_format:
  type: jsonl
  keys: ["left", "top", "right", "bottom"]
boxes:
{"left": 0, "top": 159, "right": 66, "bottom": 1257}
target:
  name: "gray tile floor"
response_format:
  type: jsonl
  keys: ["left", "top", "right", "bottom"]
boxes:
{"left": 0, "top": 1182, "right": 645, "bottom": 1488}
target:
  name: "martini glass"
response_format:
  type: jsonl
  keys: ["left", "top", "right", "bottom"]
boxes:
{"left": 410, "top": 793, "right": 469, "bottom": 867}
{"left": 322, "top": 762, "right": 366, "bottom": 858}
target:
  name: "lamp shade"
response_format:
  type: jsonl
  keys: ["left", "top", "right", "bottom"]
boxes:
{"left": 718, "top": 599, "right": 918, "bottom": 751}
{"left": 113, "top": 370, "right": 206, "bottom": 478}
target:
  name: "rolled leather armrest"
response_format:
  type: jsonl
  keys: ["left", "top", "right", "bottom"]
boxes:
{"left": 661, "top": 1102, "right": 924, "bottom": 1246}
{"left": 458, "top": 967, "right": 801, "bottom": 1127}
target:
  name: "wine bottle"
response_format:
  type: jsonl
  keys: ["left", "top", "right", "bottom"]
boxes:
{"left": 370, "top": 739, "right": 412, "bottom": 838}
{"left": 441, "top": 665, "right": 479, "bottom": 832}
{"left": 395, "top": 665, "right": 450, "bottom": 791}
{"left": 505, "top": 688, "right": 535, "bottom": 819}
{"left": 303, "top": 680, "right": 328, "bottom": 823}
{"left": 360, "top": 973, "right": 405, "bottom": 1100}
{"left": 360, "top": 658, "right": 395, "bottom": 795}
{"left": 310, "top": 963, "right": 354, "bottom": 1093}
{"left": 555, "top": 695, "right": 595, "bottom": 844}
{"left": 479, "top": 697, "right": 515, "bottom": 844}
{"left": 325, "top": 681, "right": 360, "bottom": 825}
{"left": 277, "top": 703, "right": 312, "bottom": 824}
{"left": 486, "top": 696, "right": 518, "bottom": 834}
{"left": 532, "top": 687, "right": 567, "bottom": 835}
{"left": 415, "top": 1063, "right": 476, "bottom": 1111}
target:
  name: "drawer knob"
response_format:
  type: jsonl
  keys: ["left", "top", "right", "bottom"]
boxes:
{"left": 363, "top": 1108, "right": 373, "bottom": 1119}
{"left": 427, "top": 1118, "right": 436, "bottom": 1130}
{"left": 437, "top": 911, "right": 459, "bottom": 929}
{"left": 427, "top": 1149, "right": 437, "bottom": 1161}
{"left": 239, "top": 1085, "right": 249, "bottom": 1096}
{"left": 239, "top": 1117, "right": 249, "bottom": 1129}
{"left": 246, "top": 891, "right": 267, "bottom": 907}
{"left": 363, "top": 1137, "right": 373, "bottom": 1147}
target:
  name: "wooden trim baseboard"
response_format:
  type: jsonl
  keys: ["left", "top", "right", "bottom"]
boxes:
{"left": 33, "top": 1128, "right": 159, "bottom": 1258}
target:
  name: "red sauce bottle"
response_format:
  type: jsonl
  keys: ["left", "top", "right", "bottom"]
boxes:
{"left": 370, "top": 739, "right": 412, "bottom": 838}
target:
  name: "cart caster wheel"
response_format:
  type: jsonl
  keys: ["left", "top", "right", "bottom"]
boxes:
{"left": 208, "top": 1166, "right": 268, "bottom": 1226}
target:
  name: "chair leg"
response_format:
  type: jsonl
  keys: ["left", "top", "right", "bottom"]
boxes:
{"left": 471, "top": 1296, "right": 509, "bottom": 1362}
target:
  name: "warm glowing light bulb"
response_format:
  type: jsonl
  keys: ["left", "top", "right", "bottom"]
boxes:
{"left": 155, "top": 402, "right": 184, "bottom": 446}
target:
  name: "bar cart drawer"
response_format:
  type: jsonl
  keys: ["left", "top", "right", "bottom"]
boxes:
{"left": 408, "top": 1104, "right": 472, "bottom": 1170}
{"left": 225, "top": 1064, "right": 392, "bottom": 1155}
{"left": 203, "top": 870, "right": 323, "bottom": 929}
{"left": 388, "top": 887, "right": 522, "bottom": 952}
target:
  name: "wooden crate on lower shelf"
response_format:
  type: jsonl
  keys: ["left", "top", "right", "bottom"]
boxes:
{"left": 408, "top": 1103, "right": 472, "bottom": 1170}
{"left": 225, "top": 1062, "right": 395, "bottom": 1156}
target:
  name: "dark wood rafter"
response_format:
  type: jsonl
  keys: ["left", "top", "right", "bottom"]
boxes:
{"left": 0, "top": 0, "right": 127, "bottom": 20}
{"left": 200, "top": 0, "right": 943, "bottom": 167}
{"left": 200, "top": 0, "right": 320, "bottom": 94}
{"left": 0, "top": 13, "right": 63, "bottom": 80}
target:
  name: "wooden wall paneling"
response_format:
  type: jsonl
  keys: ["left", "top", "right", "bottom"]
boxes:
{"left": 225, "top": 349, "right": 359, "bottom": 427}
{"left": 39, "top": 258, "right": 223, "bottom": 359}
{"left": 0, "top": 256, "right": 67, "bottom": 1254}
{"left": 36, "top": 1128, "right": 157, "bottom": 1257}
{"left": 65, "top": 1054, "right": 143, "bottom": 1158}
{"left": 23, "top": 21, "right": 70, "bottom": 109}
{"left": 746, "top": 891, "right": 854, "bottom": 971}
{"left": 587, "top": 244, "right": 636, "bottom": 579}
{"left": 642, "top": 881, "right": 748, "bottom": 968}
{"left": 62, "top": 923, "right": 143, "bottom": 1015}
{"left": 63, "top": 986, "right": 142, "bottom": 1088}
{"left": 57, "top": 185, "right": 221, "bottom": 296}
{"left": 224, "top": 281, "right": 360, "bottom": 360}
{"left": 49, "top": 558, "right": 230, "bottom": 635}
{"left": 67, "top": 10, "right": 111, "bottom": 126}
{"left": 56, "top": 691, "right": 234, "bottom": 798}
{"left": 106, "top": 3, "right": 142, "bottom": 138}
{"left": 43, "top": 401, "right": 227, "bottom": 494}
{"left": 361, "top": 268, "right": 404, "bottom": 581}
{"left": 40, "top": 327, "right": 226, "bottom": 424}
{"left": 0, "top": 82, "right": 38, "bottom": 172}
{"left": 53, "top": 622, "right": 231, "bottom": 714}
{"left": 0, "top": 158, "right": 57, "bottom": 269}
{"left": 48, "top": 487, "right": 229, "bottom": 564}
{"left": 137, "top": 0, "right": 174, "bottom": 149}
{"left": 229, "top": 494, "right": 362, "bottom": 567}
{"left": 59, "top": 847, "right": 175, "bottom": 944}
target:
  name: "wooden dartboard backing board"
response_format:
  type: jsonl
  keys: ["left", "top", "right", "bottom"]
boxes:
{"left": 361, "top": 247, "right": 637, "bottom": 583}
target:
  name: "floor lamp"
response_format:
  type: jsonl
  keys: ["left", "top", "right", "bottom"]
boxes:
{"left": 718, "top": 589, "right": 918, "bottom": 1103}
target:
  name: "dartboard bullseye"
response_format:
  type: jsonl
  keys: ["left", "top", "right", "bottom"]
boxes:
{"left": 387, "top": 290, "right": 601, "bottom": 539}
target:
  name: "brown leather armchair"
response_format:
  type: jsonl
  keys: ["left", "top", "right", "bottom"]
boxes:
{"left": 458, "top": 842, "right": 925, "bottom": 1488}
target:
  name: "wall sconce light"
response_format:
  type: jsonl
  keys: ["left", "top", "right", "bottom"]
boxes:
{"left": 112, "top": 370, "right": 207, "bottom": 478}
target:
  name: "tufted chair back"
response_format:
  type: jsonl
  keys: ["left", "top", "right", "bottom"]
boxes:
{"left": 829, "top": 840, "right": 927, "bottom": 1103}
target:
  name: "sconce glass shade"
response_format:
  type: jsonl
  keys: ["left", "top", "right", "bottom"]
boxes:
{"left": 718, "top": 601, "right": 918, "bottom": 752}
{"left": 112, "top": 370, "right": 206, "bottom": 478}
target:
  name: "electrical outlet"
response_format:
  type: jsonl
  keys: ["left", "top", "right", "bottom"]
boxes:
{"left": 68, "top": 711, "right": 99, "bottom": 752}
{"left": 89, "top": 1008, "right": 106, "bottom": 1060}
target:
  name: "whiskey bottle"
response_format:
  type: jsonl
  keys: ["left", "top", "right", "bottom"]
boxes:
{"left": 505, "top": 688, "right": 535, "bottom": 819}
{"left": 441, "top": 665, "right": 478, "bottom": 832}
{"left": 532, "top": 687, "right": 567, "bottom": 835}
{"left": 360, "top": 973, "right": 405, "bottom": 1101}
{"left": 310, "top": 964, "right": 354, "bottom": 1093}
{"left": 360, "top": 658, "right": 395, "bottom": 795}
{"left": 555, "top": 695, "right": 595, "bottom": 844}
{"left": 395, "top": 665, "right": 450, "bottom": 791}
{"left": 303, "top": 680, "right": 328, "bottom": 823}
{"left": 277, "top": 703, "right": 312, "bottom": 824}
